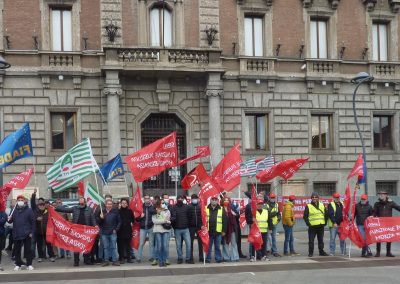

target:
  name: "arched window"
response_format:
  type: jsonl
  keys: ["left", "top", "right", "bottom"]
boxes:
{"left": 141, "top": 114, "right": 186, "bottom": 196}
{"left": 150, "top": 6, "right": 172, "bottom": 47}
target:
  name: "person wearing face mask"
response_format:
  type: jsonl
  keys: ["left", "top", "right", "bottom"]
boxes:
{"left": 56, "top": 197, "right": 97, "bottom": 266}
{"left": 327, "top": 192, "right": 346, "bottom": 256}
{"left": 221, "top": 197, "right": 239, "bottom": 262}
{"left": 8, "top": 195, "right": 35, "bottom": 271}
{"left": 303, "top": 192, "right": 329, "bottom": 257}
{"left": 170, "top": 195, "right": 192, "bottom": 264}
{"left": 161, "top": 193, "right": 172, "bottom": 265}
{"left": 187, "top": 194, "right": 203, "bottom": 263}
{"left": 265, "top": 192, "right": 281, "bottom": 257}
{"left": 136, "top": 194, "right": 156, "bottom": 264}
{"left": 355, "top": 194, "right": 373, "bottom": 257}
{"left": 205, "top": 196, "right": 227, "bottom": 263}
{"left": 117, "top": 198, "right": 134, "bottom": 264}
{"left": 373, "top": 190, "right": 400, "bottom": 257}
{"left": 152, "top": 199, "right": 171, "bottom": 267}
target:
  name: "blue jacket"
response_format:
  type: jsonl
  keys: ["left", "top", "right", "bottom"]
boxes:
{"left": 10, "top": 205, "right": 35, "bottom": 240}
{"left": 136, "top": 204, "right": 156, "bottom": 230}
{"left": 97, "top": 208, "right": 121, "bottom": 235}
{"left": 0, "top": 212, "right": 7, "bottom": 236}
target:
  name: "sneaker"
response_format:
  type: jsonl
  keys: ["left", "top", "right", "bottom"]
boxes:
{"left": 148, "top": 258, "right": 154, "bottom": 262}
{"left": 185, "top": 259, "right": 194, "bottom": 264}
{"left": 386, "top": 253, "right": 395, "bottom": 257}
{"left": 308, "top": 254, "right": 313, "bottom": 257}
{"left": 177, "top": 259, "right": 183, "bottom": 264}
{"left": 205, "top": 260, "right": 211, "bottom": 263}
{"left": 50, "top": 257, "right": 56, "bottom": 262}
{"left": 329, "top": 253, "right": 334, "bottom": 256}
{"left": 112, "top": 261, "right": 120, "bottom": 266}
{"left": 261, "top": 256, "right": 270, "bottom": 261}
{"left": 290, "top": 252, "right": 301, "bottom": 256}
{"left": 250, "top": 256, "right": 256, "bottom": 262}
{"left": 151, "top": 260, "right": 158, "bottom": 266}
{"left": 165, "top": 259, "right": 170, "bottom": 265}
{"left": 102, "top": 262, "right": 110, "bottom": 267}
{"left": 273, "top": 253, "right": 281, "bottom": 257}
{"left": 13, "top": 266, "right": 21, "bottom": 271}
{"left": 37, "top": 258, "right": 43, "bottom": 263}
{"left": 27, "top": 266, "right": 34, "bottom": 271}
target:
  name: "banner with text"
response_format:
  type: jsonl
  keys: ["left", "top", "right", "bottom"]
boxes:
{"left": 365, "top": 217, "right": 400, "bottom": 245}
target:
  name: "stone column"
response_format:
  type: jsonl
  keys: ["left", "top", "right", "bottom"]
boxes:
{"left": 206, "top": 73, "right": 223, "bottom": 167}
{"left": 104, "top": 71, "right": 122, "bottom": 159}
{"left": 138, "top": 0, "right": 147, "bottom": 45}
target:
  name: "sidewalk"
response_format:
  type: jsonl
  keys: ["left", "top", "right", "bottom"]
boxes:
{"left": 1, "top": 230, "right": 400, "bottom": 282}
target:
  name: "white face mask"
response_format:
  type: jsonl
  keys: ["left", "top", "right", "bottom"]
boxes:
{"left": 17, "top": 201, "right": 24, "bottom": 207}
{"left": 270, "top": 199, "right": 276, "bottom": 203}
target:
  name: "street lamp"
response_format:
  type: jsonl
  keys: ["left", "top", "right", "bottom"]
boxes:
{"left": 0, "top": 55, "right": 10, "bottom": 187}
{"left": 351, "top": 72, "right": 374, "bottom": 195}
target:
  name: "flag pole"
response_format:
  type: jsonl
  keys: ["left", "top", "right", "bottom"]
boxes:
{"left": 31, "top": 157, "right": 38, "bottom": 191}
{"left": 123, "top": 174, "right": 130, "bottom": 197}
{"left": 174, "top": 166, "right": 178, "bottom": 198}
{"left": 203, "top": 251, "right": 206, "bottom": 266}
{"left": 93, "top": 175, "right": 103, "bottom": 212}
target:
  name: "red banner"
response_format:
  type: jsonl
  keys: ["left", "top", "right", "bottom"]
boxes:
{"left": 343, "top": 184, "right": 351, "bottom": 218}
{"left": 198, "top": 226, "right": 210, "bottom": 255}
{"left": 211, "top": 143, "right": 241, "bottom": 192}
{"left": 125, "top": 132, "right": 178, "bottom": 182}
{"left": 130, "top": 223, "right": 141, "bottom": 250}
{"left": 46, "top": 207, "right": 99, "bottom": 253}
{"left": 348, "top": 154, "right": 364, "bottom": 180}
{"left": 5, "top": 168, "right": 33, "bottom": 189}
{"left": 181, "top": 163, "right": 209, "bottom": 190}
{"left": 178, "top": 146, "right": 211, "bottom": 166}
{"left": 257, "top": 157, "right": 309, "bottom": 183}
{"left": 129, "top": 186, "right": 143, "bottom": 219}
{"left": 239, "top": 213, "right": 247, "bottom": 229}
{"left": 0, "top": 185, "right": 12, "bottom": 211}
{"left": 248, "top": 223, "right": 263, "bottom": 250}
{"left": 365, "top": 217, "right": 400, "bottom": 245}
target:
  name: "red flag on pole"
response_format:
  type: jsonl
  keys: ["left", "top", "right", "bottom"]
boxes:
{"left": 130, "top": 222, "right": 141, "bottom": 250}
{"left": 211, "top": 143, "right": 241, "bottom": 192}
{"left": 248, "top": 223, "right": 263, "bottom": 250}
{"left": 178, "top": 146, "right": 211, "bottom": 166}
{"left": 198, "top": 197, "right": 209, "bottom": 254}
{"left": 239, "top": 213, "right": 247, "bottom": 229}
{"left": 251, "top": 184, "right": 257, "bottom": 218}
{"left": 125, "top": 132, "right": 178, "bottom": 182}
{"left": 0, "top": 185, "right": 12, "bottom": 212}
{"left": 5, "top": 168, "right": 34, "bottom": 189}
{"left": 256, "top": 157, "right": 309, "bottom": 183}
{"left": 348, "top": 154, "right": 364, "bottom": 180}
{"left": 181, "top": 163, "right": 210, "bottom": 190}
{"left": 343, "top": 184, "right": 351, "bottom": 218}
{"left": 129, "top": 185, "right": 143, "bottom": 218}
{"left": 77, "top": 181, "right": 85, "bottom": 197}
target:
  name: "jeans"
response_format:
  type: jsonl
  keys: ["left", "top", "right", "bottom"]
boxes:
{"left": 155, "top": 232, "right": 170, "bottom": 264}
{"left": 357, "top": 225, "right": 370, "bottom": 256}
{"left": 101, "top": 233, "right": 118, "bottom": 262}
{"left": 308, "top": 226, "right": 325, "bottom": 255}
{"left": 14, "top": 236, "right": 33, "bottom": 266}
{"left": 222, "top": 232, "right": 239, "bottom": 261}
{"left": 0, "top": 235, "right": 5, "bottom": 264}
{"left": 137, "top": 228, "right": 155, "bottom": 261}
{"left": 283, "top": 225, "right": 294, "bottom": 254}
{"left": 268, "top": 225, "right": 278, "bottom": 253}
{"left": 206, "top": 233, "right": 222, "bottom": 262}
{"left": 329, "top": 226, "right": 346, "bottom": 255}
{"left": 189, "top": 227, "right": 203, "bottom": 261}
{"left": 174, "top": 228, "right": 191, "bottom": 260}
{"left": 60, "top": 248, "right": 70, "bottom": 257}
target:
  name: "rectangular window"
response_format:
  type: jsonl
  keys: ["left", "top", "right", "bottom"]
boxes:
{"left": 310, "top": 19, "right": 327, "bottom": 59}
{"left": 372, "top": 23, "right": 388, "bottom": 61}
{"left": 52, "top": 187, "right": 78, "bottom": 199}
{"left": 150, "top": 7, "right": 172, "bottom": 47}
{"left": 244, "top": 16, "right": 263, "bottom": 56}
{"left": 51, "top": 8, "right": 72, "bottom": 51}
{"left": 51, "top": 112, "right": 76, "bottom": 150}
{"left": 244, "top": 114, "right": 268, "bottom": 150}
{"left": 376, "top": 181, "right": 397, "bottom": 196}
{"left": 311, "top": 114, "right": 332, "bottom": 149}
{"left": 373, "top": 115, "right": 392, "bottom": 149}
{"left": 313, "top": 182, "right": 336, "bottom": 197}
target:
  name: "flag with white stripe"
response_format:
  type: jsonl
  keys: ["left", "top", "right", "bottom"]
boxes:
{"left": 240, "top": 157, "right": 257, "bottom": 177}
{"left": 46, "top": 138, "right": 100, "bottom": 193}
{"left": 256, "top": 155, "right": 275, "bottom": 172}
{"left": 84, "top": 183, "right": 104, "bottom": 209}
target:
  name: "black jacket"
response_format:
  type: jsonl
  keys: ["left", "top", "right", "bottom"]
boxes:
{"left": 355, "top": 202, "right": 373, "bottom": 225}
{"left": 118, "top": 207, "right": 134, "bottom": 239}
{"left": 373, "top": 199, "right": 400, "bottom": 217}
{"left": 97, "top": 208, "right": 121, "bottom": 235}
{"left": 207, "top": 204, "right": 227, "bottom": 235}
{"left": 245, "top": 203, "right": 253, "bottom": 225}
{"left": 56, "top": 205, "right": 96, "bottom": 226}
{"left": 170, "top": 203, "right": 190, "bottom": 229}
{"left": 9, "top": 205, "right": 35, "bottom": 241}
{"left": 303, "top": 202, "right": 328, "bottom": 228}
{"left": 188, "top": 203, "right": 202, "bottom": 229}
{"left": 136, "top": 204, "right": 156, "bottom": 230}
{"left": 327, "top": 201, "right": 344, "bottom": 226}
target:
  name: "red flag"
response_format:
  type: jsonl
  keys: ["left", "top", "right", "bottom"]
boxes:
{"left": 351, "top": 185, "right": 358, "bottom": 220}
{"left": 5, "top": 168, "right": 34, "bottom": 189}
{"left": 239, "top": 213, "right": 247, "bottom": 229}
{"left": 46, "top": 207, "right": 99, "bottom": 253}
{"left": 0, "top": 185, "right": 12, "bottom": 212}
{"left": 198, "top": 197, "right": 210, "bottom": 254}
{"left": 125, "top": 132, "right": 178, "bottom": 182}
{"left": 248, "top": 223, "right": 263, "bottom": 250}
{"left": 251, "top": 184, "right": 257, "bottom": 218}
{"left": 343, "top": 184, "right": 351, "bottom": 218}
{"left": 181, "top": 163, "right": 209, "bottom": 190}
{"left": 178, "top": 146, "right": 211, "bottom": 166}
{"left": 338, "top": 218, "right": 365, "bottom": 248}
{"left": 77, "top": 181, "right": 85, "bottom": 197}
{"left": 199, "top": 197, "right": 208, "bottom": 227}
{"left": 256, "top": 157, "right": 309, "bottom": 183}
{"left": 211, "top": 143, "right": 241, "bottom": 192}
{"left": 129, "top": 186, "right": 143, "bottom": 218}
{"left": 130, "top": 222, "right": 141, "bottom": 250}
{"left": 348, "top": 154, "right": 364, "bottom": 180}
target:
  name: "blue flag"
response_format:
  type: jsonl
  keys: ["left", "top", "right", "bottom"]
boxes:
{"left": 0, "top": 123, "right": 33, "bottom": 169}
{"left": 99, "top": 154, "right": 124, "bottom": 183}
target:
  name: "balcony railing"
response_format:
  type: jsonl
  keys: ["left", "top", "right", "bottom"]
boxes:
{"left": 306, "top": 59, "right": 339, "bottom": 76}
{"left": 370, "top": 62, "right": 398, "bottom": 79}
{"left": 239, "top": 57, "right": 275, "bottom": 75}
{"left": 40, "top": 52, "right": 81, "bottom": 70}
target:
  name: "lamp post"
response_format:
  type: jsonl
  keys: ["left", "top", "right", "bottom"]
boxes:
{"left": 350, "top": 72, "right": 374, "bottom": 195}
{"left": 0, "top": 55, "right": 10, "bottom": 186}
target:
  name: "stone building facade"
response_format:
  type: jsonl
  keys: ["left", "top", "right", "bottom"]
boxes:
{"left": 1, "top": 0, "right": 400, "bottom": 199}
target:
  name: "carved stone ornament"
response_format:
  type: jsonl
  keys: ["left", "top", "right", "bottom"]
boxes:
{"left": 237, "top": 0, "right": 273, "bottom": 6}
{"left": 389, "top": 0, "right": 400, "bottom": 13}
{"left": 73, "top": 76, "right": 82, "bottom": 89}
{"left": 240, "top": 80, "right": 248, "bottom": 92}
{"left": 302, "top": 0, "right": 313, "bottom": 8}
{"left": 206, "top": 89, "right": 223, "bottom": 97}
{"left": 362, "top": 0, "right": 377, "bottom": 12}
{"left": 333, "top": 82, "right": 341, "bottom": 94}
{"left": 103, "top": 87, "right": 122, "bottom": 96}
{"left": 41, "top": 76, "right": 50, "bottom": 89}
{"left": 329, "top": 0, "right": 340, "bottom": 9}
{"left": 268, "top": 80, "right": 275, "bottom": 93}
{"left": 369, "top": 83, "right": 377, "bottom": 95}
{"left": 307, "top": 81, "right": 315, "bottom": 94}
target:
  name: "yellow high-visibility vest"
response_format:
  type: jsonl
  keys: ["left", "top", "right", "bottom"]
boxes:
{"left": 256, "top": 209, "right": 269, "bottom": 233}
{"left": 307, "top": 203, "right": 326, "bottom": 226}
{"left": 266, "top": 203, "right": 280, "bottom": 226}
{"left": 327, "top": 201, "right": 343, "bottom": 228}
{"left": 206, "top": 207, "right": 223, "bottom": 233}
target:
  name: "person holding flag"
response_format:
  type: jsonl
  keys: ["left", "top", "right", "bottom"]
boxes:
{"left": 252, "top": 198, "right": 270, "bottom": 261}
{"left": 205, "top": 196, "right": 227, "bottom": 263}
{"left": 136, "top": 194, "right": 156, "bottom": 264}
{"left": 355, "top": 194, "right": 373, "bottom": 257}
{"left": 327, "top": 192, "right": 346, "bottom": 256}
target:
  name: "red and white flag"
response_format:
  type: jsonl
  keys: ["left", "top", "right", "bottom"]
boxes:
{"left": 130, "top": 223, "right": 141, "bottom": 250}
{"left": 181, "top": 163, "right": 210, "bottom": 190}
{"left": 125, "top": 132, "right": 178, "bottom": 182}
{"left": 5, "top": 168, "right": 34, "bottom": 189}
{"left": 343, "top": 184, "right": 351, "bottom": 218}
{"left": 239, "top": 213, "right": 247, "bottom": 229}
{"left": 198, "top": 197, "right": 210, "bottom": 255}
{"left": 0, "top": 185, "right": 12, "bottom": 212}
{"left": 348, "top": 154, "right": 364, "bottom": 180}
{"left": 248, "top": 223, "right": 263, "bottom": 251}
{"left": 211, "top": 143, "right": 241, "bottom": 192}
{"left": 129, "top": 185, "right": 143, "bottom": 218}
{"left": 178, "top": 146, "right": 211, "bottom": 166}
{"left": 256, "top": 157, "right": 309, "bottom": 183}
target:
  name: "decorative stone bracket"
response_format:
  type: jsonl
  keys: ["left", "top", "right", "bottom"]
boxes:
{"left": 206, "top": 89, "right": 224, "bottom": 97}
{"left": 333, "top": 82, "right": 341, "bottom": 94}
{"left": 73, "top": 76, "right": 81, "bottom": 89}
{"left": 103, "top": 86, "right": 122, "bottom": 96}
{"left": 395, "top": 83, "right": 400, "bottom": 95}
{"left": 240, "top": 80, "right": 248, "bottom": 92}
{"left": 302, "top": 0, "right": 340, "bottom": 9}
{"left": 369, "top": 82, "right": 377, "bottom": 95}
{"left": 307, "top": 80, "right": 315, "bottom": 94}
{"left": 41, "top": 76, "right": 50, "bottom": 89}
{"left": 268, "top": 80, "right": 275, "bottom": 93}
{"left": 390, "top": 0, "right": 400, "bottom": 13}
{"left": 156, "top": 78, "right": 171, "bottom": 112}
{"left": 362, "top": 0, "right": 377, "bottom": 12}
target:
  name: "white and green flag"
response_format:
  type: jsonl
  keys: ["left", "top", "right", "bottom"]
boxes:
{"left": 46, "top": 138, "right": 100, "bottom": 193}
{"left": 85, "top": 183, "right": 104, "bottom": 208}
